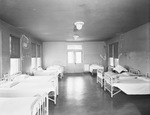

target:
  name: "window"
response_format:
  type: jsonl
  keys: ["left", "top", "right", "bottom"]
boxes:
{"left": 37, "top": 58, "right": 41, "bottom": 67}
{"left": 31, "top": 43, "right": 41, "bottom": 70}
{"left": 10, "top": 35, "right": 21, "bottom": 75}
{"left": 68, "top": 51, "right": 74, "bottom": 64}
{"left": 75, "top": 51, "right": 82, "bottom": 64}
{"left": 31, "top": 43, "right": 36, "bottom": 69}
{"left": 10, "top": 58, "right": 21, "bottom": 75}
{"left": 109, "top": 42, "right": 119, "bottom": 67}
{"left": 37, "top": 44, "right": 41, "bottom": 67}
{"left": 114, "top": 42, "right": 119, "bottom": 66}
{"left": 67, "top": 45, "right": 82, "bottom": 64}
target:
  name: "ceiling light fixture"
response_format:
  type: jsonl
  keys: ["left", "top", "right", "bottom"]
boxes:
{"left": 74, "top": 21, "right": 84, "bottom": 30}
{"left": 73, "top": 35, "right": 79, "bottom": 40}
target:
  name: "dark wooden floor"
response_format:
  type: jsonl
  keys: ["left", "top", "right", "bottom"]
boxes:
{"left": 49, "top": 73, "right": 150, "bottom": 115}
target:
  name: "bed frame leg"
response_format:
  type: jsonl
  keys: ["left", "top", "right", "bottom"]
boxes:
{"left": 104, "top": 81, "right": 106, "bottom": 91}
{"left": 111, "top": 86, "right": 113, "bottom": 98}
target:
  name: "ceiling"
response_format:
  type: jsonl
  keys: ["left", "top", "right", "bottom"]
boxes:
{"left": 0, "top": 0, "right": 149, "bottom": 42}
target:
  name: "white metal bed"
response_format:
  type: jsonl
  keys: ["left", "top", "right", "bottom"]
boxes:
{"left": 104, "top": 69, "right": 150, "bottom": 98}
{"left": 0, "top": 89, "right": 49, "bottom": 115}
{"left": 0, "top": 96, "right": 47, "bottom": 115}
{"left": 0, "top": 73, "right": 59, "bottom": 104}
{"left": 90, "top": 64, "right": 104, "bottom": 75}
{"left": 97, "top": 67, "right": 105, "bottom": 87}
{"left": 46, "top": 65, "right": 64, "bottom": 79}
{"left": 12, "top": 78, "right": 57, "bottom": 104}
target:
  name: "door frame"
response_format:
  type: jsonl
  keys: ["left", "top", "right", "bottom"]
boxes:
{"left": 66, "top": 43, "right": 84, "bottom": 73}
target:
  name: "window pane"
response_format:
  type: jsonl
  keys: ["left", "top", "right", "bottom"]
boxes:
{"left": 10, "top": 58, "right": 21, "bottom": 75}
{"left": 31, "top": 43, "right": 36, "bottom": 57}
{"left": 68, "top": 52, "right": 74, "bottom": 63}
{"left": 109, "top": 44, "right": 113, "bottom": 57}
{"left": 109, "top": 57, "right": 114, "bottom": 67}
{"left": 67, "top": 45, "right": 82, "bottom": 50}
{"left": 31, "top": 58, "right": 36, "bottom": 69}
{"left": 115, "top": 58, "right": 119, "bottom": 66}
{"left": 37, "top": 44, "right": 40, "bottom": 57}
{"left": 10, "top": 35, "right": 20, "bottom": 58}
{"left": 76, "top": 52, "right": 82, "bottom": 63}
{"left": 37, "top": 58, "right": 41, "bottom": 67}
{"left": 114, "top": 42, "right": 118, "bottom": 58}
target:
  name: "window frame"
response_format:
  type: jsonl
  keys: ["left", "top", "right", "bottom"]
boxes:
{"left": 9, "top": 35, "right": 21, "bottom": 75}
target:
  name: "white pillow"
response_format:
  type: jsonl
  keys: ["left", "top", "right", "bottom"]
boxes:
{"left": 37, "top": 67, "right": 43, "bottom": 71}
{"left": 113, "top": 65, "right": 127, "bottom": 73}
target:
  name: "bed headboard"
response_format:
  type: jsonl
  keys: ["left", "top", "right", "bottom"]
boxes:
{"left": 146, "top": 73, "right": 150, "bottom": 78}
{"left": 129, "top": 68, "right": 141, "bottom": 75}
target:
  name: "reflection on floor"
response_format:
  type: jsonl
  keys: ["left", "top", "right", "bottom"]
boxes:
{"left": 49, "top": 73, "right": 150, "bottom": 115}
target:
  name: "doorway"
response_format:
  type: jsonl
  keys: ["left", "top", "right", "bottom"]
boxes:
{"left": 67, "top": 44, "right": 83, "bottom": 73}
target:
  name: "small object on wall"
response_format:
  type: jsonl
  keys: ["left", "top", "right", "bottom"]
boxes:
{"left": 100, "top": 54, "right": 106, "bottom": 60}
{"left": 21, "top": 35, "right": 30, "bottom": 49}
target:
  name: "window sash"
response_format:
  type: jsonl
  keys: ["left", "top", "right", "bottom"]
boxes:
{"left": 10, "top": 58, "right": 21, "bottom": 75}
{"left": 31, "top": 58, "right": 36, "bottom": 69}
{"left": 114, "top": 42, "right": 118, "bottom": 58}
{"left": 31, "top": 43, "right": 36, "bottom": 57}
{"left": 109, "top": 42, "right": 119, "bottom": 67}
{"left": 37, "top": 44, "right": 41, "bottom": 57}
{"left": 10, "top": 35, "right": 20, "bottom": 58}
{"left": 37, "top": 58, "right": 41, "bottom": 67}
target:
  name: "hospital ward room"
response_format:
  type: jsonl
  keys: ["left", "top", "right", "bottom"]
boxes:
{"left": 0, "top": 0, "right": 150, "bottom": 115}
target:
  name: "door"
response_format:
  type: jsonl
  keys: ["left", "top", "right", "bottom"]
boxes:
{"left": 67, "top": 50, "right": 83, "bottom": 73}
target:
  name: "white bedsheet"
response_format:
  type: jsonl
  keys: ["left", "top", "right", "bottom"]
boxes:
{"left": 113, "top": 77, "right": 150, "bottom": 95}
{"left": 11, "top": 75, "right": 59, "bottom": 95}
{"left": 12, "top": 82, "right": 54, "bottom": 94}
{"left": 0, "top": 88, "right": 47, "bottom": 97}
{"left": 22, "top": 75, "right": 56, "bottom": 83}
{"left": 90, "top": 64, "right": 104, "bottom": 73}
{"left": 0, "top": 97, "right": 39, "bottom": 115}
{"left": 33, "top": 70, "right": 59, "bottom": 76}
{"left": 46, "top": 65, "right": 64, "bottom": 75}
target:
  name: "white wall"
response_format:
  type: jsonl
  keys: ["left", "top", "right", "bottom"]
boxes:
{"left": 0, "top": 30, "right": 2, "bottom": 77}
{"left": 83, "top": 42, "right": 106, "bottom": 65}
{"left": 107, "top": 23, "right": 150, "bottom": 74}
{"left": 43, "top": 41, "right": 106, "bottom": 73}
{"left": 0, "top": 19, "right": 42, "bottom": 76}
{"left": 43, "top": 42, "right": 67, "bottom": 68}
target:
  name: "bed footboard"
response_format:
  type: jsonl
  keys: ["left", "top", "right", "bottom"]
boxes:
{"left": 32, "top": 93, "right": 49, "bottom": 115}
{"left": 104, "top": 72, "right": 121, "bottom": 98}
{"left": 97, "top": 69, "right": 104, "bottom": 87}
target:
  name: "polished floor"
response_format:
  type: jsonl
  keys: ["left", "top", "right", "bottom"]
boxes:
{"left": 49, "top": 73, "right": 150, "bottom": 115}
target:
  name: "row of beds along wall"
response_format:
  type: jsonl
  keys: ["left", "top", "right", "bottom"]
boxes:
{"left": 90, "top": 64, "right": 150, "bottom": 98}
{"left": 0, "top": 65, "right": 64, "bottom": 115}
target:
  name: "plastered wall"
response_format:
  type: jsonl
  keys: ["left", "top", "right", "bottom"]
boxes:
{"left": 0, "top": 20, "right": 42, "bottom": 77}
{"left": 43, "top": 41, "right": 106, "bottom": 72}
{"left": 43, "top": 42, "right": 67, "bottom": 68}
{"left": 107, "top": 23, "right": 150, "bottom": 74}
{"left": 83, "top": 42, "right": 106, "bottom": 66}
{"left": 0, "top": 30, "right": 2, "bottom": 77}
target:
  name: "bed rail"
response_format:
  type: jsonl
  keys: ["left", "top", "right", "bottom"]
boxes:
{"left": 97, "top": 69, "right": 104, "bottom": 87}
{"left": 104, "top": 72, "right": 121, "bottom": 98}
{"left": 31, "top": 93, "right": 49, "bottom": 115}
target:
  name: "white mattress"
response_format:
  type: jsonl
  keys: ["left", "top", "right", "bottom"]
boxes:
{"left": 22, "top": 75, "right": 56, "bottom": 83}
{"left": 46, "top": 65, "right": 64, "bottom": 74}
{"left": 113, "top": 77, "right": 150, "bottom": 95}
{"left": 12, "top": 82, "right": 54, "bottom": 94}
{"left": 0, "top": 88, "right": 46, "bottom": 97}
{"left": 33, "top": 70, "right": 59, "bottom": 76}
{"left": 0, "top": 97, "right": 39, "bottom": 115}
